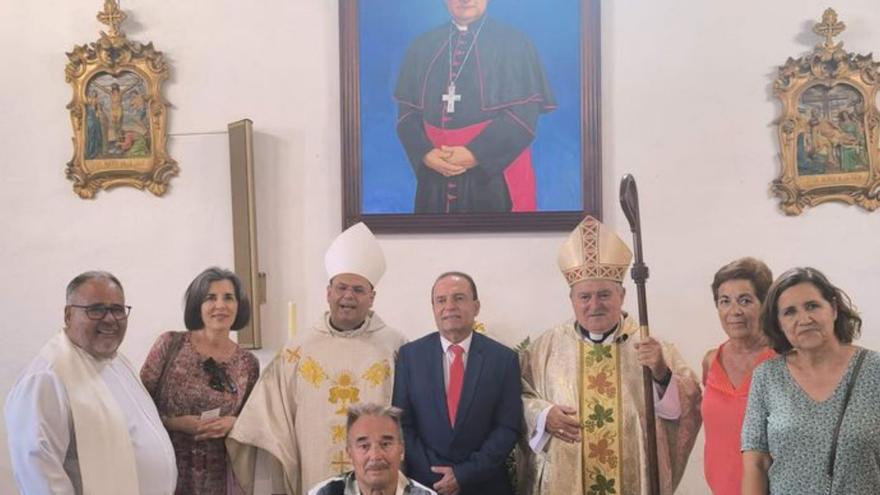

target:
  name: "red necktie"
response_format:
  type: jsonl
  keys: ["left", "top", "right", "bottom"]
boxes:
{"left": 447, "top": 344, "right": 465, "bottom": 426}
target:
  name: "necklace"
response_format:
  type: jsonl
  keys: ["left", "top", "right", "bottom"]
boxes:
{"left": 442, "top": 16, "right": 487, "bottom": 114}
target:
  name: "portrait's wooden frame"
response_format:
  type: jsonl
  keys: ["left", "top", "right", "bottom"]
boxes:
{"left": 65, "top": 0, "right": 177, "bottom": 199}
{"left": 339, "top": 0, "right": 601, "bottom": 233}
{"left": 772, "top": 8, "right": 880, "bottom": 215}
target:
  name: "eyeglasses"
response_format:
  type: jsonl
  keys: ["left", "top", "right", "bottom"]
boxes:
{"left": 331, "top": 283, "right": 371, "bottom": 297}
{"left": 202, "top": 357, "right": 238, "bottom": 394}
{"left": 69, "top": 304, "right": 132, "bottom": 321}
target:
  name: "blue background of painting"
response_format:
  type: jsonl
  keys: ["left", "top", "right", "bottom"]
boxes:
{"left": 358, "top": 0, "right": 582, "bottom": 213}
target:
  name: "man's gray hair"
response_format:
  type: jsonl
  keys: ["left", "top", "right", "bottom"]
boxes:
{"left": 346, "top": 403, "right": 404, "bottom": 443}
{"left": 66, "top": 271, "right": 124, "bottom": 303}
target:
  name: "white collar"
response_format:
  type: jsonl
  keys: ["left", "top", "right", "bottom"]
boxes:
{"left": 441, "top": 332, "right": 473, "bottom": 355}
{"left": 355, "top": 471, "right": 408, "bottom": 495}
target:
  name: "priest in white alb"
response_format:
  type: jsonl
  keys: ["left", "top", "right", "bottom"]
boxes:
{"left": 227, "top": 223, "right": 407, "bottom": 495}
{"left": 519, "top": 216, "right": 701, "bottom": 495}
{"left": 5, "top": 271, "right": 177, "bottom": 495}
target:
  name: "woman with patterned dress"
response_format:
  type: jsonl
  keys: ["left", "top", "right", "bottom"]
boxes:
{"left": 141, "top": 267, "right": 260, "bottom": 494}
{"left": 701, "top": 258, "right": 776, "bottom": 495}
{"left": 742, "top": 267, "right": 880, "bottom": 494}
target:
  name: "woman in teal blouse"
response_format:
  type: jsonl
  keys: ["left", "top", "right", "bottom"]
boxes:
{"left": 741, "top": 267, "right": 880, "bottom": 494}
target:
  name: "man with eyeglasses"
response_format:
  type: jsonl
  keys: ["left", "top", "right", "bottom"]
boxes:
{"left": 229, "top": 223, "right": 406, "bottom": 495}
{"left": 5, "top": 271, "right": 177, "bottom": 495}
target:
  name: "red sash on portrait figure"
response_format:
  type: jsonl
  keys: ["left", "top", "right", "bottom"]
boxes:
{"left": 425, "top": 121, "right": 537, "bottom": 212}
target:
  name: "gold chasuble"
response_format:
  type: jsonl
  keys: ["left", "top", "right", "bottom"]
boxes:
{"left": 520, "top": 316, "right": 702, "bottom": 495}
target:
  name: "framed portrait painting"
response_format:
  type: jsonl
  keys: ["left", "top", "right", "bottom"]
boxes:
{"left": 340, "top": 0, "right": 601, "bottom": 232}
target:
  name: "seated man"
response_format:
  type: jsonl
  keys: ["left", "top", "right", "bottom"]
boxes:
{"left": 5, "top": 271, "right": 177, "bottom": 495}
{"left": 309, "top": 403, "right": 436, "bottom": 495}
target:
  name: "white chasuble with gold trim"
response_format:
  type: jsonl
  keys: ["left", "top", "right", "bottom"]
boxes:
{"left": 227, "top": 312, "right": 406, "bottom": 495}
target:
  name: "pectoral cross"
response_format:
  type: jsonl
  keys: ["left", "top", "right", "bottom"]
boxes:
{"left": 442, "top": 83, "right": 461, "bottom": 113}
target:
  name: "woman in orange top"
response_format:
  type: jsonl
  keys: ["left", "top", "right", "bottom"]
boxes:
{"left": 701, "top": 258, "right": 776, "bottom": 495}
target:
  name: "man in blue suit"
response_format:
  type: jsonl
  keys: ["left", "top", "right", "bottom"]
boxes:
{"left": 392, "top": 271, "right": 522, "bottom": 495}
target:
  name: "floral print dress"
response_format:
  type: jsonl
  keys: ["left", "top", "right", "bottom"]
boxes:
{"left": 142, "top": 331, "right": 259, "bottom": 495}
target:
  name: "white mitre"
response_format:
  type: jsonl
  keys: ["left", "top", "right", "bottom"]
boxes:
{"left": 558, "top": 215, "right": 633, "bottom": 286}
{"left": 325, "top": 222, "right": 386, "bottom": 286}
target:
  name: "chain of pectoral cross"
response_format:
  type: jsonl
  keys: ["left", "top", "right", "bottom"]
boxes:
{"left": 442, "top": 16, "right": 487, "bottom": 113}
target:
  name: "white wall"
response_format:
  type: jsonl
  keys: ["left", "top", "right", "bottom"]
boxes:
{"left": 2, "top": 1, "right": 880, "bottom": 493}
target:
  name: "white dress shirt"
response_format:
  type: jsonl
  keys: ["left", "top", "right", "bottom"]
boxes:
{"left": 439, "top": 333, "right": 473, "bottom": 387}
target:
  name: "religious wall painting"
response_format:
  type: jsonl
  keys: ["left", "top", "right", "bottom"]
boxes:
{"left": 85, "top": 72, "right": 151, "bottom": 160}
{"left": 795, "top": 84, "right": 868, "bottom": 176}
{"left": 340, "top": 0, "right": 601, "bottom": 232}
{"left": 66, "top": 1, "right": 176, "bottom": 198}
{"left": 772, "top": 9, "right": 880, "bottom": 215}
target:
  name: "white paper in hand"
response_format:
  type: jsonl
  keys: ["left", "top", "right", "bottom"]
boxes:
{"left": 200, "top": 407, "right": 221, "bottom": 421}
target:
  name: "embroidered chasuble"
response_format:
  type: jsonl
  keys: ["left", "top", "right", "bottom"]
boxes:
{"left": 227, "top": 312, "right": 405, "bottom": 495}
{"left": 520, "top": 316, "right": 701, "bottom": 495}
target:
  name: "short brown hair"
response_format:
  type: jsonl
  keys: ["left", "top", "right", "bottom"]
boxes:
{"left": 761, "top": 267, "right": 862, "bottom": 353}
{"left": 711, "top": 257, "right": 773, "bottom": 304}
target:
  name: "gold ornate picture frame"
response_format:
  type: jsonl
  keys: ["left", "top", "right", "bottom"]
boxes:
{"left": 772, "top": 9, "right": 880, "bottom": 215}
{"left": 65, "top": 1, "right": 176, "bottom": 198}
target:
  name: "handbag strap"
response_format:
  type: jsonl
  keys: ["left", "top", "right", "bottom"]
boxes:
{"left": 153, "top": 331, "right": 185, "bottom": 402}
{"left": 826, "top": 347, "right": 867, "bottom": 478}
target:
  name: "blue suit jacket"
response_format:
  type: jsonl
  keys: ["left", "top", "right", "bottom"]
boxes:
{"left": 392, "top": 332, "right": 522, "bottom": 495}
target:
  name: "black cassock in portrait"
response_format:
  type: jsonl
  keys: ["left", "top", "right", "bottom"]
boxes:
{"left": 395, "top": 16, "right": 556, "bottom": 214}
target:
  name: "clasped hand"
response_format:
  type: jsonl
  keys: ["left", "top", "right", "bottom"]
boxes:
{"left": 430, "top": 466, "right": 460, "bottom": 495}
{"left": 167, "top": 414, "right": 236, "bottom": 441}
{"left": 422, "top": 145, "right": 477, "bottom": 177}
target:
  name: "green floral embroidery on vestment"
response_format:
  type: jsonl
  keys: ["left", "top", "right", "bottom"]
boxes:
{"left": 585, "top": 345, "right": 612, "bottom": 366}
{"left": 588, "top": 474, "right": 616, "bottom": 495}
{"left": 588, "top": 404, "right": 614, "bottom": 428}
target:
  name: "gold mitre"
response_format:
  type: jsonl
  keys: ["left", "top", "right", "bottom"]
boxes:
{"left": 558, "top": 215, "right": 633, "bottom": 286}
